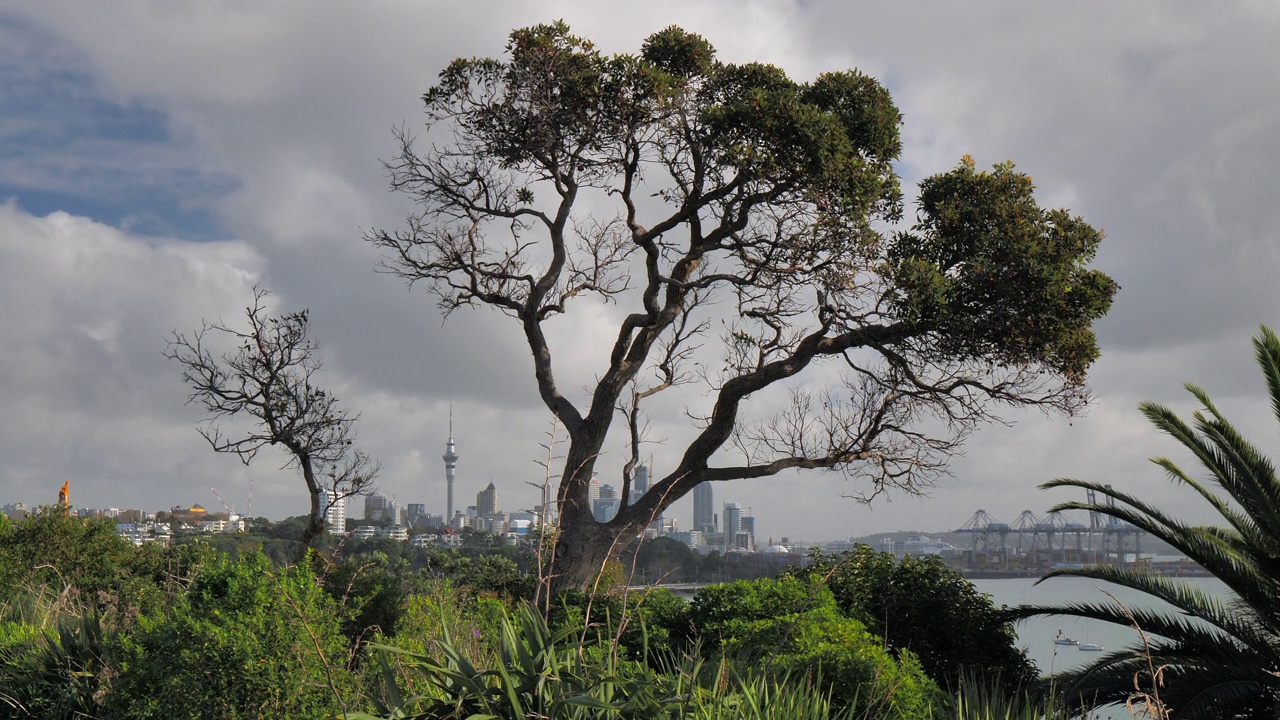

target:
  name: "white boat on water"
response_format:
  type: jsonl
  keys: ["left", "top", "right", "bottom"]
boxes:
{"left": 1054, "top": 637, "right": 1080, "bottom": 646}
{"left": 1078, "top": 643, "right": 1104, "bottom": 651}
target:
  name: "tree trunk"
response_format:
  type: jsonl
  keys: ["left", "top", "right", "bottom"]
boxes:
{"left": 298, "top": 460, "right": 324, "bottom": 557}
{"left": 547, "top": 512, "right": 623, "bottom": 595}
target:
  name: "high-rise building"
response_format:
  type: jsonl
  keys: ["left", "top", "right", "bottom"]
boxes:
{"left": 723, "top": 503, "right": 752, "bottom": 551}
{"left": 739, "top": 514, "right": 756, "bottom": 552}
{"left": 593, "top": 499, "right": 619, "bottom": 523}
{"left": 406, "top": 503, "right": 427, "bottom": 528}
{"left": 693, "top": 482, "right": 715, "bottom": 533}
{"left": 589, "top": 473, "right": 601, "bottom": 504}
{"left": 443, "top": 408, "right": 459, "bottom": 523}
{"left": 477, "top": 482, "right": 498, "bottom": 516}
{"left": 633, "top": 465, "right": 649, "bottom": 496}
{"left": 592, "top": 483, "right": 620, "bottom": 522}
{"left": 364, "top": 492, "right": 391, "bottom": 522}
{"left": 319, "top": 489, "right": 346, "bottom": 535}
{"left": 722, "top": 502, "right": 742, "bottom": 540}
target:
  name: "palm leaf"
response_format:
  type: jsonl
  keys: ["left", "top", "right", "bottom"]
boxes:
{"left": 1022, "top": 326, "right": 1280, "bottom": 719}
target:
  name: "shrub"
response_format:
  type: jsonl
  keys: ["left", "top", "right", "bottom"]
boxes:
{"left": 681, "top": 577, "right": 947, "bottom": 718}
{"left": 723, "top": 606, "right": 945, "bottom": 719}
{"left": 358, "top": 602, "right": 871, "bottom": 720}
{"left": 107, "top": 550, "right": 356, "bottom": 719}
{"left": 319, "top": 551, "right": 410, "bottom": 651}
{"left": 0, "top": 507, "right": 134, "bottom": 607}
{"left": 0, "top": 601, "right": 114, "bottom": 720}
{"left": 545, "top": 586, "right": 690, "bottom": 661}
{"left": 787, "top": 546, "right": 1038, "bottom": 693}
{"left": 360, "top": 578, "right": 508, "bottom": 708}
{"left": 684, "top": 575, "right": 838, "bottom": 651}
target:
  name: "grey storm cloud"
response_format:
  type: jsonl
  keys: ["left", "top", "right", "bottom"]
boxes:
{"left": 3, "top": 1, "right": 1280, "bottom": 541}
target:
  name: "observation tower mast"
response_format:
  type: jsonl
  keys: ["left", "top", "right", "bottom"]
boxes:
{"left": 443, "top": 405, "right": 458, "bottom": 523}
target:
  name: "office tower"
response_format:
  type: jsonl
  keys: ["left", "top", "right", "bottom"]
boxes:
{"left": 722, "top": 502, "right": 742, "bottom": 539}
{"left": 364, "top": 492, "right": 391, "bottom": 521}
{"left": 723, "top": 502, "right": 750, "bottom": 551}
{"left": 593, "top": 498, "right": 620, "bottom": 523}
{"left": 739, "top": 514, "right": 756, "bottom": 552}
{"left": 319, "top": 489, "right": 346, "bottom": 535}
{"left": 589, "top": 473, "right": 601, "bottom": 504}
{"left": 693, "top": 482, "right": 715, "bottom": 533}
{"left": 406, "top": 503, "right": 426, "bottom": 528}
{"left": 443, "top": 408, "right": 458, "bottom": 523}
{"left": 593, "top": 484, "right": 620, "bottom": 522}
{"left": 477, "top": 482, "right": 498, "bottom": 516}
{"left": 633, "top": 464, "right": 649, "bottom": 496}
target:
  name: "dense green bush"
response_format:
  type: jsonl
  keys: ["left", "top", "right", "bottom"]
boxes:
{"left": 0, "top": 507, "right": 135, "bottom": 606}
{"left": 0, "top": 507, "right": 1037, "bottom": 718}
{"left": 319, "top": 551, "right": 411, "bottom": 651}
{"left": 435, "top": 552, "right": 534, "bottom": 599}
{"left": 107, "top": 551, "right": 357, "bottom": 719}
{"left": 683, "top": 575, "right": 837, "bottom": 651}
{"left": 0, "top": 508, "right": 218, "bottom": 619}
{"left": 363, "top": 579, "right": 508, "bottom": 707}
{"left": 678, "top": 577, "right": 945, "bottom": 718}
{"left": 723, "top": 606, "right": 944, "bottom": 719}
{"left": 546, "top": 586, "right": 689, "bottom": 660}
{"left": 787, "top": 547, "right": 1037, "bottom": 693}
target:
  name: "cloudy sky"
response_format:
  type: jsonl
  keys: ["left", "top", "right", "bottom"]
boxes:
{"left": 3, "top": 1, "right": 1279, "bottom": 543}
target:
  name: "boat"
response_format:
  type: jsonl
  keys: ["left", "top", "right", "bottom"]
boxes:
{"left": 1078, "top": 643, "right": 1104, "bottom": 651}
{"left": 1054, "top": 637, "right": 1080, "bottom": 646}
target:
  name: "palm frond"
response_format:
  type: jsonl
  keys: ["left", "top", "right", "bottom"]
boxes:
{"left": 1023, "top": 326, "right": 1280, "bottom": 719}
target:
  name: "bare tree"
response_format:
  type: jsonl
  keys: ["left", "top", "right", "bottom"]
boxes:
{"left": 165, "top": 287, "right": 379, "bottom": 550}
{"left": 367, "top": 23, "right": 1117, "bottom": 590}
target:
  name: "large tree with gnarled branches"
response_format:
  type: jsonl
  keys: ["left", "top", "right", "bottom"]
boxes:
{"left": 367, "top": 22, "right": 1117, "bottom": 590}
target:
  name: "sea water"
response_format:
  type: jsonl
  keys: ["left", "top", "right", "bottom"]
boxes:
{"left": 971, "top": 575, "right": 1229, "bottom": 676}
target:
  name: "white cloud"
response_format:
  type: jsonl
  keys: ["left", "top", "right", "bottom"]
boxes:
{"left": 0, "top": 202, "right": 270, "bottom": 508}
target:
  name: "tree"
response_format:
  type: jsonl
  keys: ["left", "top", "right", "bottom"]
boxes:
{"left": 166, "top": 288, "right": 379, "bottom": 550}
{"left": 367, "top": 22, "right": 1117, "bottom": 590}
{"left": 1013, "top": 326, "right": 1280, "bottom": 719}
{"left": 786, "top": 546, "right": 1037, "bottom": 694}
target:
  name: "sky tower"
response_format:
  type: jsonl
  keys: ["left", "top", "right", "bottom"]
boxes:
{"left": 443, "top": 407, "right": 458, "bottom": 522}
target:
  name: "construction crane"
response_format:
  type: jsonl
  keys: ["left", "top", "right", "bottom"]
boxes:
{"left": 210, "top": 486, "right": 233, "bottom": 517}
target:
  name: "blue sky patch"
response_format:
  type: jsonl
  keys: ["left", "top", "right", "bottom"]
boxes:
{"left": 0, "top": 13, "right": 237, "bottom": 240}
